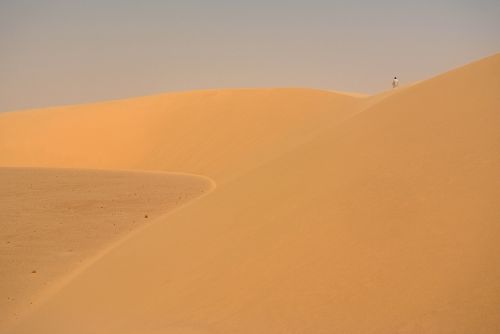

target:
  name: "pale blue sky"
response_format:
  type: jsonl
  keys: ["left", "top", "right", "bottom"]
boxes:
{"left": 1, "top": 0, "right": 499, "bottom": 111}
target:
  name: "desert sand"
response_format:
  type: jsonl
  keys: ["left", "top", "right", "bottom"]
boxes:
{"left": 0, "top": 54, "right": 499, "bottom": 333}
{"left": 0, "top": 168, "right": 213, "bottom": 330}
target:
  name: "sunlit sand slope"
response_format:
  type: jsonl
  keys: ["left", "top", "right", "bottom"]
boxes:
{"left": 0, "top": 88, "right": 361, "bottom": 183}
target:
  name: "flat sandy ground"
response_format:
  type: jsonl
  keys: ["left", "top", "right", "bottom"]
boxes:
{"left": 0, "top": 168, "right": 213, "bottom": 330}
{"left": 0, "top": 54, "right": 499, "bottom": 333}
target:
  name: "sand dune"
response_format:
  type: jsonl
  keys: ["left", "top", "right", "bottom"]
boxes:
{"left": 0, "top": 88, "right": 362, "bottom": 183}
{"left": 1, "top": 54, "right": 499, "bottom": 333}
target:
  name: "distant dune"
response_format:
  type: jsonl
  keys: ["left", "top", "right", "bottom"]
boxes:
{"left": 0, "top": 54, "right": 499, "bottom": 333}
{"left": 0, "top": 88, "right": 362, "bottom": 183}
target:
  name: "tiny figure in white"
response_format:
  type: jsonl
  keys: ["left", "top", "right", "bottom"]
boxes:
{"left": 392, "top": 76, "right": 399, "bottom": 89}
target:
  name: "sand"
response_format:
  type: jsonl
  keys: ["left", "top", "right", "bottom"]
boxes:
{"left": 0, "top": 53, "right": 499, "bottom": 333}
{"left": 0, "top": 168, "right": 213, "bottom": 331}
{"left": 0, "top": 88, "right": 362, "bottom": 184}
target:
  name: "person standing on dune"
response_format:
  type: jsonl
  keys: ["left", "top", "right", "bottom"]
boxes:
{"left": 392, "top": 76, "right": 399, "bottom": 88}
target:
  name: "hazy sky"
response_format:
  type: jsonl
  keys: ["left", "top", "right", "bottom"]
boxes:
{"left": 1, "top": 0, "right": 499, "bottom": 111}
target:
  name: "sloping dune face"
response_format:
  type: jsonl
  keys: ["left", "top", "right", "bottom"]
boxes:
{"left": 0, "top": 88, "right": 361, "bottom": 183}
{"left": 1, "top": 54, "right": 499, "bottom": 333}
